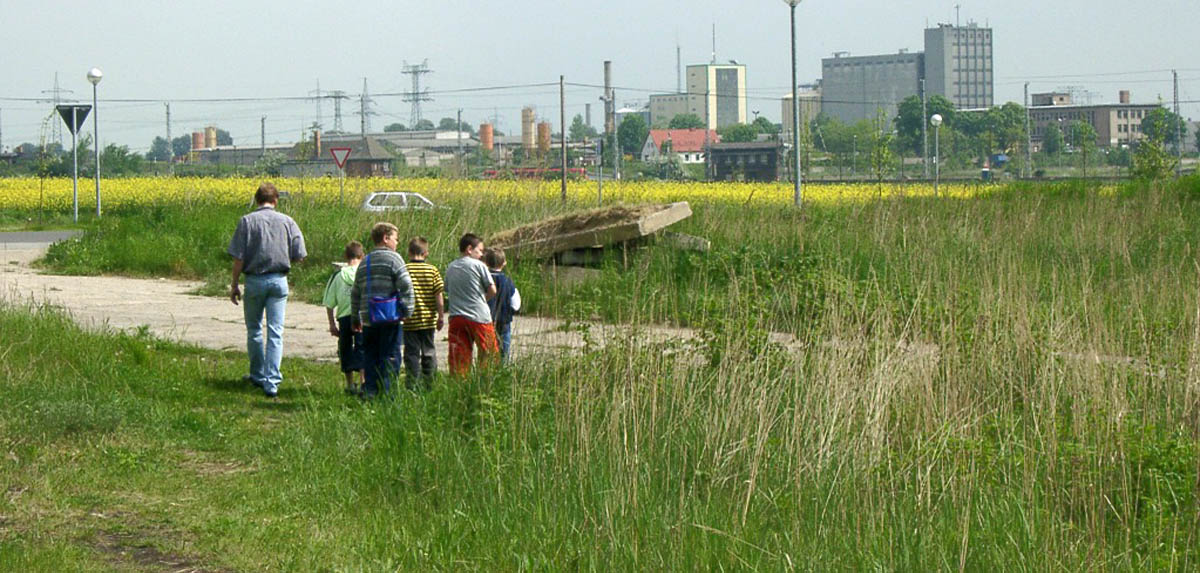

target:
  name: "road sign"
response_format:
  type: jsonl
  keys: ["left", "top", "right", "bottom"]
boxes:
{"left": 330, "top": 147, "right": 352, "bottom": 169}
{"left": 55, "top": 104, "right": 92, "bottom": 135}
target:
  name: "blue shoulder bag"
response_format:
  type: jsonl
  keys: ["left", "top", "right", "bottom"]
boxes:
{"left": 365, "top": 253, "right": 407, "bottom": 324}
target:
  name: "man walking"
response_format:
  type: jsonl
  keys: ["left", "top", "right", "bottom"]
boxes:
{"left": 228, "top": 182, "right": 307, "bottom": 398}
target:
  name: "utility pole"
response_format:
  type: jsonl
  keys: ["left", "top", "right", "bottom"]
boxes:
{"left": 40, "top": 73, "right": 72, "bottom": 149}
{"left": 1174, "top": 69, "right": 1182, "bottom": 177}
{"left": 560, "top": 75, "right": 567, "bottom": 203}
{"left": 0, "top": 107, "right": 3, "bottom": 152}
{"left": 456, "top": 108, "right": 463, "bottom": 167}
{"left": 603, "top": 61, "right": 616, "bottom": 179}
{"left": 165, "top": 103, "right": 173, "bottom": 175}
{"left": 330, "top": 91, "right": 347, "bottom": 133}
{"left": 261, "top": 116, "right": 266, "bottom": 156}
{"left": 921, "top": 78, "right": 928, "bottom": 178}
{"left": 309, "top": 80, "right": 323, "bottom": 130}
{"left": 402, "top": 60, "right": 433, "bottom": 128}
{"left": 358, "top": 78, "right": 374, "bottom": 141}
{"left": 1024, "top": 82, "right": 1033, "bottom": 178}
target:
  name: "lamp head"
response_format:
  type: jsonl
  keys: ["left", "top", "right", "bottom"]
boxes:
{"left": 783, "top": 0, "right": 802, "bottom": 6}
{"left": 87, "top": 68, "right": 103, "bottom": 85}
{"left": 930, "top": 114, "right": 943, "bottom": 127}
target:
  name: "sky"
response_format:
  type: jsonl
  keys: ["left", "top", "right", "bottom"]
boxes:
{"left": 1, "top": 0, "right": 1197, "bottom": 152}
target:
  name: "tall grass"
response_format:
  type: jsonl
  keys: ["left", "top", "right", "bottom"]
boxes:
{"left": 4, "top": 177, "right": 1199, "bottom": 568}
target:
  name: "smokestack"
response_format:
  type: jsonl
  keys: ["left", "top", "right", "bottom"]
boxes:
{"left": 604, "top": 61, "right": 614, "bottom": 135}
{"left": 204, "top": 126, "right": 217, "bottom": 149}
{"left": 313, "top": 130, "right": 321, "bottom": 159}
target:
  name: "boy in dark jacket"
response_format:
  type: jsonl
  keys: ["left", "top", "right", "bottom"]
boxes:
{"left": 484, "top": 248, "right": 520, "bottom": 362}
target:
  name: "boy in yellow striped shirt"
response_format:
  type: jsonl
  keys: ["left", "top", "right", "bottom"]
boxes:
{"left": 402, "top": 237, "right": 445, "bottom": 389}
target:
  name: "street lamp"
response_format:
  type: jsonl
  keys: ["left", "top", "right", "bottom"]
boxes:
{"left": 930, "top": 113, "right": 943, "bottom": 197}
{"left": 784, "top": 0, "right": 803, "bottom": 208}
{"left": 87, "top": 67, "right": 103, "bottom": 217}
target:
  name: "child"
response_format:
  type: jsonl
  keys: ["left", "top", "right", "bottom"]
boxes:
{"left": 402, "top": 237, "right": 445, "bottom": 389}
{"left": 323, "top": 240, "right": 365, "bottom": 395}
{"left": 444, "top": 233, "right": 498, "bottom": 376}
{"left": 351, "top": 223, "right": 414, "bottom": 399}
{"left": 484, "top": 248, "right": 521, "bottom": 362}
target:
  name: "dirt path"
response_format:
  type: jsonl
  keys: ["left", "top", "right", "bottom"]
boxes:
{"left": 0, "top": 235, "right": 710, "bottom": 369}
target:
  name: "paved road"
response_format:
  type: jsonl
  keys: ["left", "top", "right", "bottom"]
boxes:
{"left": 0, "top": 233, "right": 708, "bottom": 368}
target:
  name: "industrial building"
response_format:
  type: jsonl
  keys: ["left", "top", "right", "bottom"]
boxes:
{"left": 1028, "top": 90, "right": 1163, "bottom": 151}
{"left": 821, "top": 51, "right": 923, "bottom": 124}
{"left": 818, "top": 21, "right": 993, "bottom": 124}
{"left": 924, "top": 23, "right": 994, "bottom": 110}
{"left": 780, "top": 85, "right": 822, "bottom": 146}
{"left": 649, "top": 63, "right": 747, "bottom": 130}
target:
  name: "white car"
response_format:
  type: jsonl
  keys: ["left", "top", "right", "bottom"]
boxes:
{"left": 360, "top": 191, "right": 438, "bottom": 212}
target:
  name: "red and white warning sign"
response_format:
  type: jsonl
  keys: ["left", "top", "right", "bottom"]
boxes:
{"left": 329, "top": 147, "right": 352, "bottom": 169}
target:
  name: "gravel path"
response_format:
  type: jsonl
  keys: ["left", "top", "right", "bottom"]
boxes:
{"left": 0, "top": 234, "right": 705, "bottom": 368}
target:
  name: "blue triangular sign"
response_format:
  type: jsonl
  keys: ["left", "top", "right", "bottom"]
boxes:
{"left": 56, "top": 104, "right": 92, "bottom": 135}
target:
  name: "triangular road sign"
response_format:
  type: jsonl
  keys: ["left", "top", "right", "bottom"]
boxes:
{"left": 330, "top": 147, "right": 352, "bottom": 169}
{"left": 56, "top": 104, "right": 92, "bottom": 135}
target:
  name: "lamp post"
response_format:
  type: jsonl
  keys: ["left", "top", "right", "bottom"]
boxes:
{"left": 784, "top": 0, "right": 803, "bottom": 208}
{"left": 931, "top": 113, "right": 943, "bottom": 197}
{"left": 87, "top": 68, "right": 103, "bottom": 217}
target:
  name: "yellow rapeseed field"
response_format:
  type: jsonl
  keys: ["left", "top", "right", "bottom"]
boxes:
{"left": 0, "top": 176, "right": 990, "bottom": 211}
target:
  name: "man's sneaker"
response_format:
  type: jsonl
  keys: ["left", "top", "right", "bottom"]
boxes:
{"left": 264, "top": 388, "right": 278, "bottom": 399}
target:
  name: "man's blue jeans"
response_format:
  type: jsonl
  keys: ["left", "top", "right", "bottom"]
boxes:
{"left": 243, "top": 273, "right": 289, "bottom": 394}
{"left": 362, "top": 322, "right": 402, "bottom": 398}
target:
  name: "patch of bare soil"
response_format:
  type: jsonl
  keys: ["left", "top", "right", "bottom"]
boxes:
{"left": 489, "top": 203, "right": 666, "bottom": 248}
{"left": 90, "top": 529, "right": 229, "bottom": 573}
{"left": 180, "top": 450, "right": 253, "bottom": 477}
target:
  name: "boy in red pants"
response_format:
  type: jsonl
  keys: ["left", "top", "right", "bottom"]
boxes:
{"left": 444, "top": 233, "right": 498, "bottom": 375}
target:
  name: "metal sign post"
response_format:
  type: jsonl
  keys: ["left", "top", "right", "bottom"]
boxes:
{"left": 330, "top": 147, "right": 352, "bottom": 203}
{"left": 56, "top": 104, "right": 91, "bottom": 223}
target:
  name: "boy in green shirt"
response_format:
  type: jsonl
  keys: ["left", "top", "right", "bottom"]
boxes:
{"left": 323, "top": 241, "right": 365, "bottom": 395}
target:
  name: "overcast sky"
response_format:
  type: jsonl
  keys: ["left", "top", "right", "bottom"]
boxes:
{"left": 1, "top": 0, "right": 1196, "bottom": 152}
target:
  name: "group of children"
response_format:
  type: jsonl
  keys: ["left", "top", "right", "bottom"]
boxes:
{"left": 322, "top": 224, "right": 520, "bottom": 396}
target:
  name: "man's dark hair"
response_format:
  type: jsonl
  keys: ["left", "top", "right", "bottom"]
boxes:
{"left": 483, "top": 248, "right": 506, "bottom": 269}
{"left": 370, "top": 222, "right": 399, "bottom": 246}
{"left": 408, "top": 236, "right": 430, "bottom": 257}
{"left": 458, "top": 233, "right": 483, "bottom": 253}
{"left": 344, "top": 240, "right": 365, "bottom": 260}
{"left": 254, "top": 182, "right": 279, "bottom": 205}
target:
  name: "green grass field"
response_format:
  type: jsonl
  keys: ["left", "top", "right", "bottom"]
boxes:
{"left": 3, "top": 178, "right": 1200, "bottom": 569}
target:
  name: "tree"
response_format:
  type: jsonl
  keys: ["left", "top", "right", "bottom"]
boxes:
{"left": 1132, "top": 112, "right": 1178, "bottom": 180}
{"left": 216, "top": 129, "right": 232, "bottom": 146}
{"left": 752, "top": 116, "right": 779, "bottom": 135}
{"left": 1140, "top": 107, "right": 1187, "bottom": 146}
{"left": 1042, "top": 124, "right": 1064, "bottom": 155}
{"left": 414, "top": 119, "right": 435, "bottom": 131}
{"left": 569, "top": 114, "right": 598, "bottom": 142}
{"left": 171, "top": 135, "right": 192, "bottom": 158}
{"left": 437, "top": 117, "right": 474, "bottom": 134}
{"left": 1069, "top": 120, "right": 1098, "bottom": 175}
{"left": 100, "top": 143, "right": 144, "bottom": 175}
{"left": 894, "top": 95, "right": 956, "bottom": 155}
{"left": 1195, "top": 123, "right": 1200, "bottom": 157}
{"left": 146, "top": 137, "right": 171, "bottom": 162}
{"left": 668, "top": 113, "right": 705, "bottom": 129}
{"left": 617, "top": 114, "right": 649, "bottom": 155}
{"left": 384, "top": 123, "right": 407, "bottom": 132}
{"left": 869, "top": 109, "right": 895, "bottom": 193}
{"left": 718, "top": 123, "right": 758, "bottom": 143}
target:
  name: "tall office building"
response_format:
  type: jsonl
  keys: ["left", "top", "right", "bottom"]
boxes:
{"left": 650, "top": 63, "right": 747, "bottom": 129}
{"left": 924, "top": 22, "right": 993, "bottom": 110}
